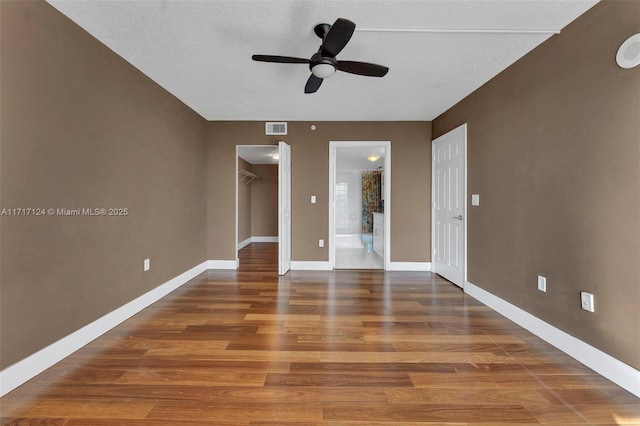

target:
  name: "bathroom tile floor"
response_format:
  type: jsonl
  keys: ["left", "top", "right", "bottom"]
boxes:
{"left": 335, "top": 234, "right": 384, "bottom": 269}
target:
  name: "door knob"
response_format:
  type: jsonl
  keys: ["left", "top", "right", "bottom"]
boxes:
{"left": 452, "top": 215, "right": 463, "bottom": 220}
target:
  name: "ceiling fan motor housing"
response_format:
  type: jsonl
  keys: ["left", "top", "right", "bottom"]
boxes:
{"left": 310, "top": 53, "right": 337, "bottom": 78}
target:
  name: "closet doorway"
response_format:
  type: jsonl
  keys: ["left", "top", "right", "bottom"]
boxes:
{"left": 236, "top": 144, "right": 291, "bottom": 275}
{"left": 329, "top": 141, "right": 391, "bottom": 270}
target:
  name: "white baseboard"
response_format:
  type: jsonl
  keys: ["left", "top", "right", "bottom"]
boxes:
{"left": 252, "top": 236, "right": 278, "bottom": 243}
{"left": 237, "top": 236, "right": 278, "bottom": 250}
{"left": 464, "top": 281, "right": 640, "bottom": 398}
{"left": 207, "top": 259, "right": 238, "bottom": 269}
{"left": 291, "top": 261, "right": 331, "bottom": 271}
{"left": 289, "top": 261, "right": 431, "bottom": 272}
{"left": 386, "top": 262, "right": 432, "bottom": 272}
{"left": 237, "top": 237, "right": 252, "bottom": 250}
{"left": 0, "top": 261, "right": 209, "bottom": 397}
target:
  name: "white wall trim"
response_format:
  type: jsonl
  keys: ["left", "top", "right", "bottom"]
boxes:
{"left": 0, "top": 261, "right": 209, "bottom": 397}
{"left": 207, "top": 259, "right": 239, "bottom": 270}
{"left": 237, "top": 237, "right": 252, "bottom": 250}
{"left": 237, "top": 236, "right": 278, "bottom": 250}
{"left": 252, "top": 236, "right": 278, "bottom": 243}
{"left": 291, "top": 261, "right": 332, "bottom": 271}
{"left": 386, "top": 262, "right": 432, "bottom": 272}
{"left": 235, "top": 147, "right": 240, "bottom": 268}
{"left": 328, "top": 141, "right": 391, "bottom": 270}
{"left": 290, "top": 261, "right": 431, "bottom": 272}
{"left": 464, "top": 281, "right": 640, "bottom": 398}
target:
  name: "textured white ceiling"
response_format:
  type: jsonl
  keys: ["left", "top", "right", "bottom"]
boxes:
{"left": 337, "top": 146, "right": 385, "bottom": 170}
{"left": 238, "top": 145, "right": 279, "bottom": 165}
{"left": 47, "top": 0, "right": 597, "bottom": 121}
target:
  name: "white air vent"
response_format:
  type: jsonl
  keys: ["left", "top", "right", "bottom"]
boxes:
{"left": 265, "top": 122, "right": 287, "bottom": 135}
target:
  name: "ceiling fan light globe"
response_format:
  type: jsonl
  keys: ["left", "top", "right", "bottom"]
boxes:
{"left": 311, "top": 63, "right": 336, "bottom": 79}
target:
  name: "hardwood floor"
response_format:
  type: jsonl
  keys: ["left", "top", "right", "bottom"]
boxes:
{"left": 1, "top": 243, "right": 638, "bottom": 424}
{"left": 238, "top": 242, "right": 278, "bottom": 272}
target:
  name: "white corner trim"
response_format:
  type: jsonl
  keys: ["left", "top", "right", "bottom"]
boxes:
{"left": 237, "top": 236, "right": 278, "bottom": 250}
{"left": 386, "top": 262, "right": 432, "bottom": 272}
{"left": 464, "top": 281, "right": 640, "bottom": 398}
{"left": 252, "top": 236, "right": 278, "bottom": 243}
{"left": 290, "top": 261, "right": 432, "bottom": 272}
{"left": 237, "top": 237, "right": 252, "bottom": 250}
{"left": 207, "top": 259, "right": 239, "bottom": 270}
{"left": 0, "top": 261, "right": 209, "bottom": 397}
{"left": 290, "top": 261, "right": 332, "bottom": 271}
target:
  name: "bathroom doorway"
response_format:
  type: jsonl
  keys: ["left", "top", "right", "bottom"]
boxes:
{"left": 329, "top": 141, "right": 391, "bottom": 270}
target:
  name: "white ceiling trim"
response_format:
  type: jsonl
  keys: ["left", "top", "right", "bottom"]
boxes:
{"left": 355, "top": 28, "right": 561, "bottom": 34}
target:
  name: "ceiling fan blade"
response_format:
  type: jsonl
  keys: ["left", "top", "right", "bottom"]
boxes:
{"left": 252, "top": 55, "right": 310, "bottom": 64}
{"left": 304, "top": 74, "right": 323, "bottom": 94}
{"left": 337, "top": 61, "right": 389, "bottom": 77}
{"left": 321, "top": 18, "right": 356, "bottom": 57}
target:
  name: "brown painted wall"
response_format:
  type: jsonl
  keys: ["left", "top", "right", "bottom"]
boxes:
{"left": 207, "top": 122, "right": 431, "bottom": 262}
{"left": 433, "top": 1, "right": 640, "bottom": 369}
{"left": 0, "top": 1, "right": 208, "bottom": 369}
{"left": 251, "top": 164, "right": 278, "bottom": 237}
{"left": 237, "top": 159, "right": 252, "bottom": 243}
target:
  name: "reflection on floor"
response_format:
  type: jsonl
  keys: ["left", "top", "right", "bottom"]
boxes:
{"left": 335, "top": 233, "right": 383, "bottom": 269}
{"left": 238, "top": 243, "right": 277, "bottom": 272}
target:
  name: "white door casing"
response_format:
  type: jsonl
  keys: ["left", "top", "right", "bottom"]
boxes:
{"left": 431, "top": 124, "right": 466, "bottom": 287}
{"left": 329, "top": 141, "right": 391, "bottom": 270}
{"left": 278, "top": 141, "right": 292, "bottom": 275}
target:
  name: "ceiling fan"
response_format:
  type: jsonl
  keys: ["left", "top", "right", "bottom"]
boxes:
{"left": 252, "top": 18, "right": 389, "bottom": 94}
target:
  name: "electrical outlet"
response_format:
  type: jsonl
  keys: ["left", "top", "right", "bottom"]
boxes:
{"left": 144, "top": 258, "right": 150, "bottom": 272}
{"left": 581, "top": 292, "right": 595, "bottom": 312}
{"left": 537, "top": 275, "right": 546, "bottom": 292}
{"left": 311, "top": 195, "right": 317, "bottom": 204}
{"left": 318, "top": 239, "right": 324, "bottom": 247}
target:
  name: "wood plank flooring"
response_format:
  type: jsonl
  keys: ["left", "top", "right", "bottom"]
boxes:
{"left": 2, "top": 243, "right": 638, "bottom": 424}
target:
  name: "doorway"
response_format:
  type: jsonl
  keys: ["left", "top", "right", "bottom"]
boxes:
{"left": 329, "top": 141, "right": 391, "bottom": 270}
{"left": 431, "top": 124, "right": 467, "bottom": 288}
{"left": 236, "top": 143, "right": 291, "bottom": 275}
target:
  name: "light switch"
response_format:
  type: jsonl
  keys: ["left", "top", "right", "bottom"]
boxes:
{"left": 311, "top": 195, "right": 316, "bottom": 204}
{"left": 537, "top": 275, "right": 546, "bottom": 292}
{"left": 471, "top": 194, "right": 480, "bottom": 206}
{"left": 581, "top": 292, "right": 595, "bottom": 312}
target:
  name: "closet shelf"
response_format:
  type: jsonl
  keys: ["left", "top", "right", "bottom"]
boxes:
{"left": 238, "top": 168, "right": 259, "bottom": 185}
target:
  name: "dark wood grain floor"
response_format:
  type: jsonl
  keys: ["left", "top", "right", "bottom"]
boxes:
{"left": 1, "top": 243, "right": 638, "bottom": 424}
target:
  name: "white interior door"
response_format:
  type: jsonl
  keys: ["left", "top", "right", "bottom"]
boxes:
{"left": 278, "top": 141, "right": 291, "bottom": 275}
{"left": 432, "top": 125, "right": 466, "bottom": 287}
